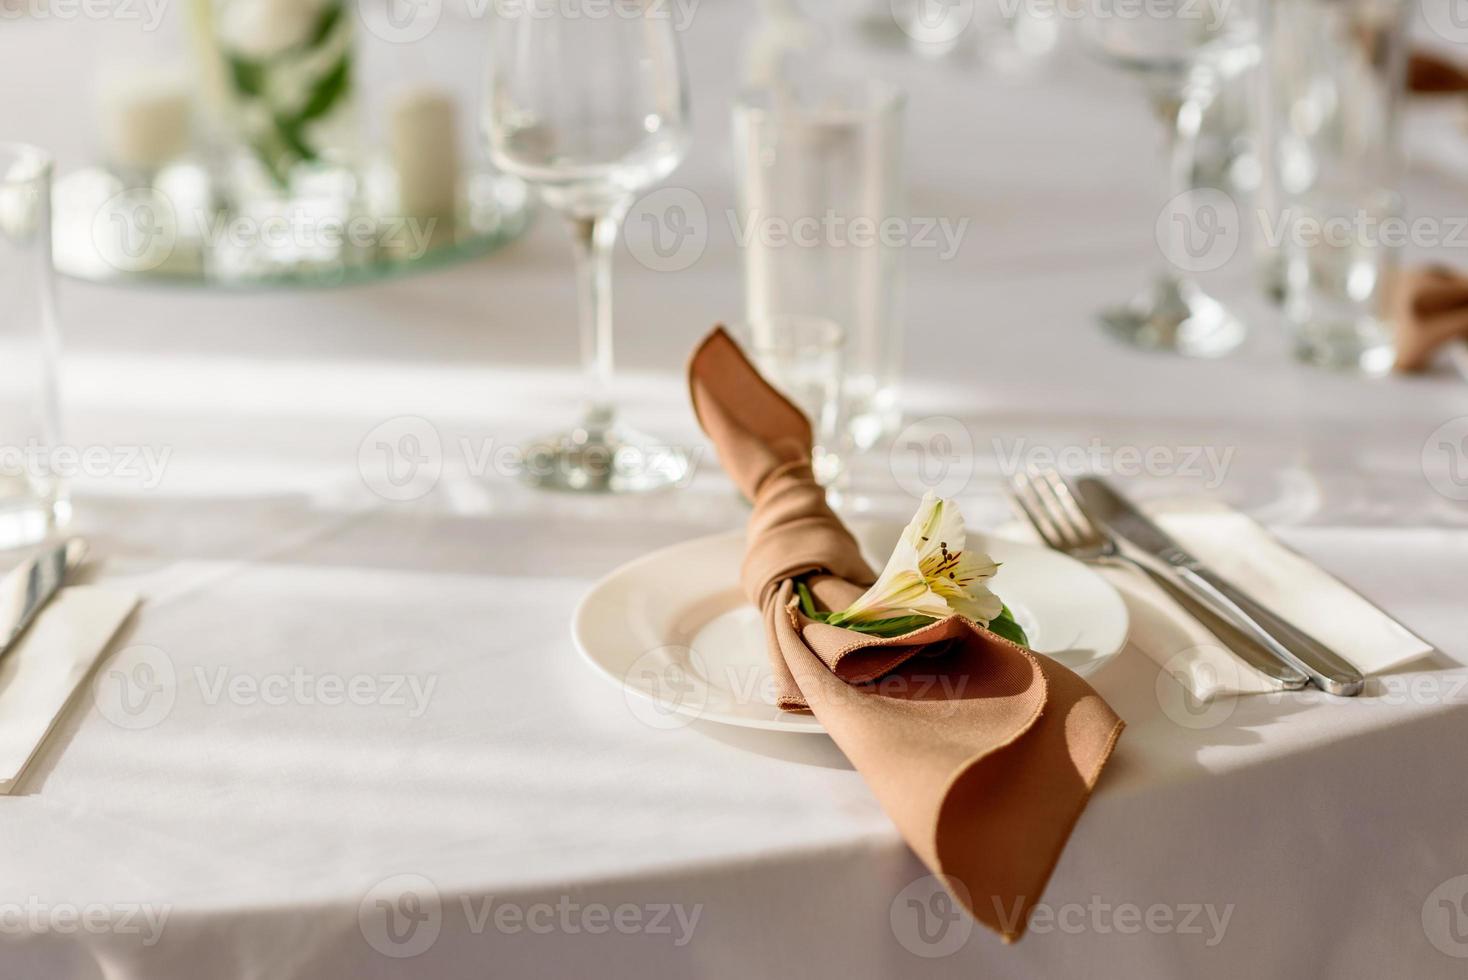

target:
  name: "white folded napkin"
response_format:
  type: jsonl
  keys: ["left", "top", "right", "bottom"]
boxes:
{"left": 1004, "top": 499, "right": 1433, "bottom": 699}
{"left": 0, "top": 586, "right": 139, "bottom": 793}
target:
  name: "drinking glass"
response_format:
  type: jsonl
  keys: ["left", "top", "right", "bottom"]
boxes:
{"left": 485, "top": 0, "right": 692, "bottom": 493}
{"left": 0, "top": 144, "right": 66, "bottom": 548}
{"left": 1078, "top": 0, "right": 1261, "bottom": 357}
{"left": 1261, "top": 0, "right": 1409, "bottom": 374}
{"left": 734, "top": 316, "right": 848, "bottom": 487}
{"left": 733, "top": 77, "right": 904, "bottom": 453}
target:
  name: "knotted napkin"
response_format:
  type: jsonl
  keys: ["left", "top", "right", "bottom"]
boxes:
{"left": 1387, "top": 53, "right": 1468, "bottom": 370}
{"left": 688, "top": 327, "right": 1124, "bottom": 942}
{"left": 1392, "top": 266, "right": 1468, "bottom": 372}
{"left": 1410, "top": 51, "right": 1468, "bottom": 95}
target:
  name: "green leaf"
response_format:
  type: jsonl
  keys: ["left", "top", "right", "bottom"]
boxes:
{"left": 837, "top": 615, "right": 939, "bottom": 638}
{"left": 305, "top": 2, "right": 345, "bottom": 49}
{"left": 985, "top": 606, "right": 1029, "bottom": 648}
{"left": 226, "top": 55, "right": 265, "bottom": 97}
{"left": 795, "top": 581, "right": 827, "bottom": 622}
{"left": 296, "top": 55, "right": 351, "bottom": 124}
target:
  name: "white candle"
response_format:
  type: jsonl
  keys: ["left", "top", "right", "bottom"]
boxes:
{"left": 96, "top": 64, "right": 192, "bottom": 175}
{"left": 390, "top": 87, "right": 460, "bottom": 222}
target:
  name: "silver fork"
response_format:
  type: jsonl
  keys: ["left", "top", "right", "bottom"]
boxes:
{"left": 1007, "top": 466, "right": 1309, "bottom": 688}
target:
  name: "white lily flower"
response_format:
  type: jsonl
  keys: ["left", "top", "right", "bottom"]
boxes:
{"left": 831, "top": 492, "right": 1003, "bottom": 627}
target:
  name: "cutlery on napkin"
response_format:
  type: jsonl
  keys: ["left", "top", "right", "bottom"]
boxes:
{"left": 0, "top": 542, "right": 139, "bottom": 794}
{"left": 688, "top": 327, "right": 1124, "bottom": 942}
{"left": 1006, "top": 498, "right": 1433, "bottom": 699}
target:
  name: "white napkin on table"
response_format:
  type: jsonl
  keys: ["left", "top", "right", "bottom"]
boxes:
{"left": 1005, "top": 499, "right": 1433, "bottom": 699}
{"left": 0, "top": 586, "right": 139, "bottom": 794}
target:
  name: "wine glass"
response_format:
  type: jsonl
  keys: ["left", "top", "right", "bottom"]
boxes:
{"left": 484, "top": 1, "right": 692, "bottom": 492}
{"left": 1078, "top": 0, "right": 1260, "bottom": 357}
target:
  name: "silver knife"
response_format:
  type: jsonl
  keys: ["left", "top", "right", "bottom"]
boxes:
{"left": 0, "top": 538, "right": 87, "bottom": 661}
{"left": 1075, "top": 479, "right": 1364, "bottom": 697}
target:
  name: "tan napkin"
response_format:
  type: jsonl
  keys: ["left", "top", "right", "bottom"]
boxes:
{"left": 0, "top": 585, "right": 139, "bottom": 793}
{"left": 1410, "top": 51, "right": 1468, "bottom": 95}
{"left": 1392, "top": 265, "right": 1468, "bottom": 372}
{"left": 688, "top": 328, "right": 1124, "bottom": 942}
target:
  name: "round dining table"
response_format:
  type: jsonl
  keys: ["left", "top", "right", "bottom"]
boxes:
{"left": 3, "top": 3, "right": 1468, "bottom": 978}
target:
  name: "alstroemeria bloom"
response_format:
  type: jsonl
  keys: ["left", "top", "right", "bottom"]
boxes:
{"left": 829, "top": 492, "right": 1003, "bottom": 627}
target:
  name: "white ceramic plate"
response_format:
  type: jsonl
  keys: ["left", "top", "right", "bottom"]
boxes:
{"left": 573, "top": 523, "right": 1129, "bottom": 733}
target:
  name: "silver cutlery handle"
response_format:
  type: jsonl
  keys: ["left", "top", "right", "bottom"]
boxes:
{"left": 1115, "top": 558, "right": 1308, "bottom": 689}
{"left": 1171, "top": 563, "right": 1364, "bottom": 697}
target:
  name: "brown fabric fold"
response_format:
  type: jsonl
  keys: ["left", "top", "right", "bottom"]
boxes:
{"left": 688, "top": 327, "right": 1124, "bottom": 942}
{"left": 1391, "top": 265, "right": 1468, "bottom": 372}
{"left": 1409, "top": 51, "right": 1468, "bottom": 95}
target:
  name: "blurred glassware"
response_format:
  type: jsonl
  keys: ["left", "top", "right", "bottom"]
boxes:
{"left": 1078, "top": 0, "right": 1261, "bottom": 357}
{"left": 734, "top": 317, "right": 850, "bottom": 487}
{"left": 485, "top": 0, "right": 692, "bottom": 494}
{"left": 0, "top": 144, "right": 66, "bottom": 549}
{"left": 734, "top": 76, "right": 905, "bottom": 453}
{"left": 1260, "top": 0, "right": 1409, "bottom": 375}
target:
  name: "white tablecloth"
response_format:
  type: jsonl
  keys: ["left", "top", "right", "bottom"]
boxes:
{"left": 3, "top": 3, "right": 1468, "bottom": 978}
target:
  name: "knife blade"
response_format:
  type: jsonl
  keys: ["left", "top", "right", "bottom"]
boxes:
{"left": 1075, "top": 478, "right": 1364, "bottom": 696}
{"left": 0, "top": 538, "right": 87, "bottom": 661}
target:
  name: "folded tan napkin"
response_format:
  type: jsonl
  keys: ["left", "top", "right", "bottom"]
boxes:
{"left": 1392, "top": 265, "right": 1468, "bottom": 372}
{"left": 688, "top": 328, "right": 1124, "bottom": 942}
{"left": 1410, "top": 51, "right": 1468, "bottom": 95}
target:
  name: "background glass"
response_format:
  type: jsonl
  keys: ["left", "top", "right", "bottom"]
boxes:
{"left": 485, "top": 0, "right": 692, "bottom": 493}
{"left": 735, "top": 316, "right": 849, "bottom": 487}
{"left": 1079, "top": 0, "right": 1261, "bottom": 357}
{"left": 734, "top": 77, "right": 904, "bottom": 452}
{"left": 0, "top": 144, "right": 66, "bottom": 548}
{"left": 1261, "top": 0, "right": 1409, "bottom": 374}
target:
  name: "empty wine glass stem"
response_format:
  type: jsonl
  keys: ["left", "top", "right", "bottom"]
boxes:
{"left": 568, "top": 212, "right": 622, "bottom": 435}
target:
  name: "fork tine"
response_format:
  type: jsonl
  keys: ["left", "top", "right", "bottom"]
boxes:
{"left": 1009, "top": 469, "right": 1071, "bottom": 551}
{"left": 1022, "top": 466, "right": 1086, "bottom": 550}
{"left": 1034, "top": 467, "right": 1103, "bottom": 547}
